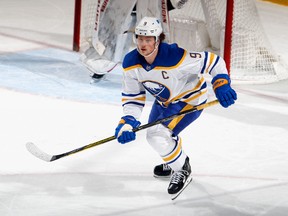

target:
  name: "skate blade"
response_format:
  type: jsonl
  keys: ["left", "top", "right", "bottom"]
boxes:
{"left": 171, "top": 175, "right": 193, "bottom": 200}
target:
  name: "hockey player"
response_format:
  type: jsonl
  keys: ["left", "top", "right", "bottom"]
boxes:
{"left": 114, "top": 17, "right": 237, "bottom": 199}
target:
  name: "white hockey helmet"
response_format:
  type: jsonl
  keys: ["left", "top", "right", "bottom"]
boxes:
{"left": 135, "top": 17, "right": 163, "bottom": 38}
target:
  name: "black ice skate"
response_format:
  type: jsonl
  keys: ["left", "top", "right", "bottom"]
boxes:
{"left": 167, "top": 157, "right": 192, "bottom": 200}
{"left": 153, "top": 163, "right": 173, "bottom": 178}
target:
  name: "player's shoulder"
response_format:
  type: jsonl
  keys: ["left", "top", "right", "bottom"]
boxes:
{"left": 160, "top": 42, "right": 184, "bottom": 56}
{"left": 157, "top": 43, "right": 186, "bottom": 67}
{"left": 122, "top": 49, "right": 141, "bottom": 71}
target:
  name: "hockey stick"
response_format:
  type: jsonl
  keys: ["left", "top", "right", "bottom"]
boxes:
{"left": 26, "top": 100, "right": 219, "bottom": 162}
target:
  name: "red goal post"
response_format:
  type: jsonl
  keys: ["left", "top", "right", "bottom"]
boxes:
{"left": 73, "top": 0, "right": 288, "bottom": 84}
{"left": 73, "top": 0, "right": 82, "bottom": 52}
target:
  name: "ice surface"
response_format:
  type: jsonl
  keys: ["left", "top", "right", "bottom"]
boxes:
{"left": 0, "top": 0, "right": 287, "bottom": 215}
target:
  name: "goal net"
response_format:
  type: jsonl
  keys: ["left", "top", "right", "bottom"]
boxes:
{"left": 74, "top": 0, "right": 288, "bottom": 84}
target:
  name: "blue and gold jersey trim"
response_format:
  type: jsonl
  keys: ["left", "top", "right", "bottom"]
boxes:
{"left": 201, "top": 52, "right": 220, "bottom": 74}
{"left": 123, "top": 64, "right": 142, "bottom": 72}
{"left": 162, "top": 136, "right": 182, "bottom": 164}
{"left": 154, "top": 50, "right": 187, "bottom": 70}
{"left": 161, "top": 77, "right": 207, "bottom": 107}
{"left": 122, "top": 91, "right": 146, "bottom": 107}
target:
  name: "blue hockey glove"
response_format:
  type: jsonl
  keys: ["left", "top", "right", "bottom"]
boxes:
{"left": 115, "top": 115, "right": 141, "bottom": 144}
{"left": 212, "top": 74, "right": 237, "bottom": 108}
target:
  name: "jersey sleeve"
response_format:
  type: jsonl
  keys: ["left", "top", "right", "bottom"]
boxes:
{"left": 179, "top": 51, "right": 229, "bottom": 78}
{"left": 199, "top": 51, "right": 228, "bottom": 77}
{"left": 121, "top": 51, "right": 146, "bottom": 120}
{"left": 122, "top": 70, "right": 146, "bottom": 119}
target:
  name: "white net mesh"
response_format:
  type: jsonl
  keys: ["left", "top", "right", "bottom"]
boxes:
{"left": 169, "top": 0, "right": 288, "bottom": 83}
{"left": 80, "top": 0, "right": 104, "bottom": 51}
{"left": 229, "top": 0, "right": 286, "bottom": 83}
{"left": 79, "top": 0, "right": 288, "bottom": 83}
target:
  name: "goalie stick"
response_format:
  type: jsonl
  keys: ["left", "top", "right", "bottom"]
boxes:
{"left": 26, "top": 100, "right": 219, "bottom": 162}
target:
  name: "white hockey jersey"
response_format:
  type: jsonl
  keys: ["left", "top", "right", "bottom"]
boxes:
{"left": 121, "top": 43, "right": 228, "bottom": 119}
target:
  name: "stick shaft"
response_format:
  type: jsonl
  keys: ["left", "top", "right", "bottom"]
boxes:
{"left": 134, "top": 100, "right": 218, "bottom": 132}
{"left": 47, "top": 100, "right": 218, "bottom": 161}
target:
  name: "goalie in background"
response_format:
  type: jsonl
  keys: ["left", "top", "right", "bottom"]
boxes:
{"left": 80, "top": 0, "right": 188, "bottom": 83}
{"left": 114, "top": 17, "right": 237, "bottom": 198}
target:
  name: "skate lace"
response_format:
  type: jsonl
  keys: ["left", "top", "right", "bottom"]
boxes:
{"left": 170, "top": 171, "right": 188, "bottom": 184}
{"left": 163, "top": 164, "right": 171, "bottom": 171}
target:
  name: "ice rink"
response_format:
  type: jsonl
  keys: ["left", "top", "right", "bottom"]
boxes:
{"left": 0, "top": 0, "right": 288, "bottom": 215}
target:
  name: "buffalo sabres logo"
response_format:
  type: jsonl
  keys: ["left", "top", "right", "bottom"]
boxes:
{"left": 142, "top": 81, "right": 170, "bottom": 102}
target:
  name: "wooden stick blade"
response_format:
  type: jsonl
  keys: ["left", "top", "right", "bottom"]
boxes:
{"left": 26, "top": 142, "right": 53, "bottom": 162}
